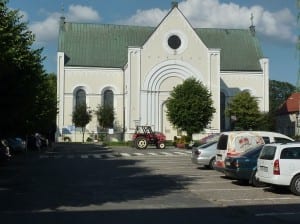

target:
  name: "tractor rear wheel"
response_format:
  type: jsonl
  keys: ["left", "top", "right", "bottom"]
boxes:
{"left": 135, "top": 137, "right": 148, "bottom": 149}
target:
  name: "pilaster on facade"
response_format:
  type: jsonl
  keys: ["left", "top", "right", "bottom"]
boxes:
{"left": 126, "top": 47, "right": 142, "bottom": 131}
{"left": 208, "top": 49, "right": 221, "bottom": 132}
{"left": 57, "top": 52, "right": 65, "bottom": 131}
{"left": 260, "top": 58, "right": 269, "bottom": 112}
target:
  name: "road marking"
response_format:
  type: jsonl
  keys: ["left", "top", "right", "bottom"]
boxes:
{"left": 191, "top": 188, "right": 255, "bottom": 192}
{"left": 120, "top": 153, "right": 131, "bottom": 157}
{"left": 255, "top": 211, "right": 300, "bottom": 217}
{"left": 147, "top": 153, "right": 158, "bottom": 156}
{"left": 159, "top": 152, "right": 173, "bottom": 156}
{"left": 132, "top": 152, "right": 144, "bottom": 156}
{"left": 219, "top": 197, "right": 298, "bottom": 202}
{"left": 173, "top": 152, "right": 188, "bottom": 155}
{"left": 39, "top": 151, "right": 192, "bottom": 159}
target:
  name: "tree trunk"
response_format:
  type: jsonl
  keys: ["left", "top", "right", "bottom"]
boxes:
{"left": 82, "top": 127, "right": 85, "bottom": 142}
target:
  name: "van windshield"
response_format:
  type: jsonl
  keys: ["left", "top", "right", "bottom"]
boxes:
{"left": 259, "top": 145, "right": 276, "bottom": 160}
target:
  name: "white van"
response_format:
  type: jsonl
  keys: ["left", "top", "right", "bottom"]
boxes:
{"left": 214, "top": 131, "right": 294, "bottom": 172}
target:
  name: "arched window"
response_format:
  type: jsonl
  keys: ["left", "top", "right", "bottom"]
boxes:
{"left": 76, "top": 89, "right": 86, "bottom": 107}
{"left": 103, "top": 89, "right": 114, "bottom": 107}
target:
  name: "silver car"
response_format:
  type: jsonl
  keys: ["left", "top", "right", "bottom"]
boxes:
{"left": 191, "top": 140, "right": 217, "bottom": 169}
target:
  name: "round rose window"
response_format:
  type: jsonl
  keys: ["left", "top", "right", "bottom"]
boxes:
{"left": 168, "top": 35, "right": 181, "bottom": 50}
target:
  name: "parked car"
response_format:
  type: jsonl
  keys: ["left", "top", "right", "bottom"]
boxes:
{"left": 27, "top": 134, "right": 48, "bottom": 151}
{"left": 191, "top": 140, "right": 218, "bottom": 169}
{"left": 223, "top": 144, "right": 265, "bottom": 187}
{"left": 6, "top": 137, "right": 26, "bottom": 153}
{"left": 215, "top": 131, "right": 294, "bottom": 173}
{"left": 256, "top": 142, "right": 300, "bottom": 195}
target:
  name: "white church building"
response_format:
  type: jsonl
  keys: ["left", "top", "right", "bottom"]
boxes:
{"left": 56, "top": 3, "right": 269, "bottom": 142}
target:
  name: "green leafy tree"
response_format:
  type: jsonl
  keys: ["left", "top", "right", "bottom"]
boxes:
{"left": 72, "top": 103, "right": 92, "bottom": 142}
{"left": 33, "top": 73, "right": 58, "bottom": 138}
{"left": 166, "top": 78, "right": 216, "bottom": 140}
{"left": 96, "top": 105, "right": 115, "bottom": 129}
{"left": 269, "top": 80, "right": 295, "bottom": 114}
{"left": 266, "top": 80, "right": 296, "bottom": 131}
{"left": 225, "top": 91, "right": 261, "bottom": 130}
{"left": 0, "top": 0, "right": 46, "bottom": 137}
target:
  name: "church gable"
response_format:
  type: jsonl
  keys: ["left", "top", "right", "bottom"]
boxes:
{"left": 141, "top": 4, "right": 207, "bottom": 57}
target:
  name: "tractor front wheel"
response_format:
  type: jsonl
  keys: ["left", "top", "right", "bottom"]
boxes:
{"left": 156, "top": 142, "right": 166, "bottom": 149}
{"left": 135, "top": 137, "right": 148, "bottom": 149}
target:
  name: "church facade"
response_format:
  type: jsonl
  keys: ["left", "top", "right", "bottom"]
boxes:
{"left": 57, "top": 4, "right": 269, "bottom": 142}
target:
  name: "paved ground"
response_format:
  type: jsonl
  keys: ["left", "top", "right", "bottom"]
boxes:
{"left": 0, "top": 143, "right": 299, "bottom": 223}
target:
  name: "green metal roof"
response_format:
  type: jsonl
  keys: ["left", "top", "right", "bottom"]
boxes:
{"left": 195, "top": 28, "right": 263, "bottom": 71}
{"left": 58, "top": 21, "right": 264, "bottom": 71}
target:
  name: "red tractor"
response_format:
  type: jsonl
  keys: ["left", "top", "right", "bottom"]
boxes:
{"left": 132, "top": 126, "right": 166, "bottom": 149}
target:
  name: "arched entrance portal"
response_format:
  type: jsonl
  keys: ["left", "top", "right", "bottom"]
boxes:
{"left": 141, "top": 60, "right": 203, "bottom": 140}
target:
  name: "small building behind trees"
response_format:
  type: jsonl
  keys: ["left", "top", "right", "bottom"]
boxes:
{"left": 276, "top": 92, "right": 300, "bottom": 138}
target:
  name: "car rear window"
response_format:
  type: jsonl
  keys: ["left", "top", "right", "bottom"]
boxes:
{"left": 217, "top": 135, "right": 228, "bottom": 150}
{"left": 280, "top": 147, "right": 300, "bottom": 159}
{"left": 199, "top": 141, "right": 217, "bottom": 149}
{"left": 259, "top": 145, "right": 276, "bottom": 160}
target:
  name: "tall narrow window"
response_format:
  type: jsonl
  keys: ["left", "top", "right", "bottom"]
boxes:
{"left": 220, "top": 92, "right": 226, "bottom": 131}
{"left": 104, "top": 90, "right": 114, "bottom": 107}
{"left": 76, "top": 89, "right": 86, "bottom": 108}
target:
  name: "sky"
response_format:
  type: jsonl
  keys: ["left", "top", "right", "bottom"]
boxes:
{"left": 7, "top": 0, "right": 300, "bottom": 85}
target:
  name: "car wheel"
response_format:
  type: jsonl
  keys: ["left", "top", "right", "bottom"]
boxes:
{"left": 157, "top": 142, "right": 166, "bottom": 149}
{"left": 209, "top": 157, "right": 216, "bottom": 169}
{"left": 251, "top": 170, "right": 266, "bottom": 187}
{"left": 290, "top": 175, "right": 300, "bottom": 196}
{"left": 135, "top": 137, "right": 148, "bottom": 149}
{"left": 64, "top": 137, "right": 71, "bottom": 142}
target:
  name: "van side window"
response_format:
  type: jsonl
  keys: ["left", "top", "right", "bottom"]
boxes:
{"left": 274, "top": 137, "right": 293, "bottom": 143}
{"left": 262, "top": 137, "right": 270, "bottom": 144}
{"left": 280, "top": 147, "right": 300, "bottom": 159}
{"left": 217, "top": 135, "right": 228, "bottom": 150}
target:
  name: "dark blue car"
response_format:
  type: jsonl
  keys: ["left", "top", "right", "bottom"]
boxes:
{"left": 223, "top": 144, "right": 265, "bottom": 187}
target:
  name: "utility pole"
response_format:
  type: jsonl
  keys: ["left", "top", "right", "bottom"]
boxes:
{"left": 297, "top": 0, "right": 300, "bottom": 91}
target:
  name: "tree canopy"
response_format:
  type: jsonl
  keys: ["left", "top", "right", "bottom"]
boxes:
{"left": 95, "top": 105, "right": 115, "bottom": 130}
{"left": 225, "top": 91, "right": 261, "bottom": 130}
{"left": 72, "top": 103, "right": 92, "bottom": 142}
{"left": 166, "top": 78, "right": 215, "bottom": 139}
{"left": 269, "top": 80, "right": 295, "bottom": 114}
{"left": 0, "top": 0, "right": 57, "bottom": 138}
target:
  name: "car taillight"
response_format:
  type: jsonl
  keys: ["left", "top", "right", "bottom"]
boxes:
{"left": 273, "top": 159, "right": 280, "bottom": 175}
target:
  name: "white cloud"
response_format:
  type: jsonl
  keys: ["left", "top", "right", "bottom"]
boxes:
{"left": 122, "top": 0, "right": 296, "bottom": 43}
{"left": 67, "top": 4, "right": 101, "bottom": 22}
{"left": 28, "top": 1, "right": 296, "bottom": 46}
{"left": 30, "top": 13, "right": 60, "bottom": 44}
{"left": 120, "top": 8, "right": 167, "bottom": 26}
{"left": 29, "top": 5, "right": 101, "bottom": 44}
